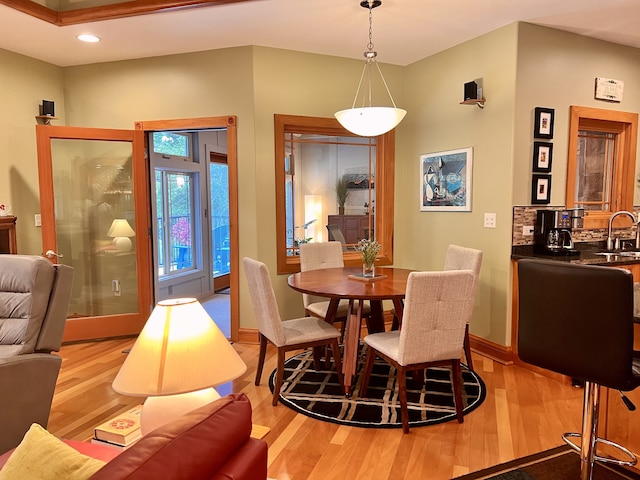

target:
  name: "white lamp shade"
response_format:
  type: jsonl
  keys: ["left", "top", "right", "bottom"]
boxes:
{"left": 335, "top": 107, "right": 406, "bottom": 137}
{"left": 112, "top": 298, "right": 247, "bottom": 397}
{"left": 107, "top": 219, "right": 136, "bottom": 238}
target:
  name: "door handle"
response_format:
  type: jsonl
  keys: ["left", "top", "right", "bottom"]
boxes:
{"left": 44, "top": 250, "right": 64, "bottom": 259}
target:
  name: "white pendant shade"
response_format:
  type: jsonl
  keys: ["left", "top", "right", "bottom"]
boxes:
{"left": 335, "top": 106, "right": 407, "bottom": 137}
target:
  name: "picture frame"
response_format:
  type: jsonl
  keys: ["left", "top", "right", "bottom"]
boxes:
{"left": 533, "top": 107, "right": 555, "bottom": 139}
{"left": 531, "top": 174, "right": 552, "bottom": 204}
{"left": 420, "top": 147, "right": 472, "bottom": 212}
{"left": 532, "top": 142, "right": 553, "bottom": 172}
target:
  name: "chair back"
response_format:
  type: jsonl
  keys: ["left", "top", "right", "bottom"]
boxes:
{"left": 299, "top": 242, "right": 344, "bottom": 308}
{"left": 0, "top": 255, "right": 73, "bottom": 357}
{"left": 242, "top": 257, "right": 286, "bottom": 346}
{"left": 518, "top": 259, "right": 638, "bottom": 391}
{"left": 398, "top": 270, "right": 474, "bottom": 365}
{"left": 444, "top": 244, "right": 482, "bottom": 299}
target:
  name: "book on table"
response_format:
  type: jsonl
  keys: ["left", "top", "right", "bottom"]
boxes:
{"left": 90, "top": 437, "right": 136, "bottom": 451}
{"left": 94, "top": 405, "right": 143, "bottom": 446}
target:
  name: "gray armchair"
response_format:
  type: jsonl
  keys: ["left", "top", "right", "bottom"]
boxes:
{"left": 0, "top": 255, "right": 73, "bottom": 454}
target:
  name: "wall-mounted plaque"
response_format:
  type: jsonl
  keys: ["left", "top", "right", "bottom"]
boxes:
{"left": 595, "top": 77, "right": 624, "bottom": 102}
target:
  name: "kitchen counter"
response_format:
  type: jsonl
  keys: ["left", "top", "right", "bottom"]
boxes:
{"left": 511, "top": 242, "right": 640, "bottom": 267}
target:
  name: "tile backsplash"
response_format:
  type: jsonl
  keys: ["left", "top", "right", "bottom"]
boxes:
{"left": 512, "top": 206, "right": 640, "bottom": 246}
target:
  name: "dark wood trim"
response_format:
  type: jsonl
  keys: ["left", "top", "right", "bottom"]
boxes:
{"left": 468, "top": 334, "right": 513, "bottom": 365}
{"left": 0, "top": 0, "right": 254, "bottom": 26}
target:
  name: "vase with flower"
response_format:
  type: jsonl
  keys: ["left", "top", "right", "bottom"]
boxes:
{"left": 357, "top": 238, "right": 381, "bottom": 278}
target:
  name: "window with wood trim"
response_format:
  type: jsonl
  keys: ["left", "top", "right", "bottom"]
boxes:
{"left": 565, "top": 106, "right": 638, "bottom": 229}
{"left": 275, "top": 114, "right": 395, "bottom": 274}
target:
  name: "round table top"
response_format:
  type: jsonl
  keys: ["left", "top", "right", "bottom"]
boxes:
{"left": 287, "top": 266, "right": 414, "bottom": 300}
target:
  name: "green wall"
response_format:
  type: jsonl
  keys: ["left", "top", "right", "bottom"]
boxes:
{"left": 399, "top": 23, "right": 518, "bottom": 345}
{"left": 3, "top": 22, "right": 640, "bottom": 345}
{"left": 0, "top": 48, "right": 64, "bottom": 255}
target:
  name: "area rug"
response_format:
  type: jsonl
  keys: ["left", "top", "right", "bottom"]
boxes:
{"left": 454, "top": 445, "right": 640, "bottom": 480}
{"left": 268, "top": 347, "right": 485, "bottom": 429}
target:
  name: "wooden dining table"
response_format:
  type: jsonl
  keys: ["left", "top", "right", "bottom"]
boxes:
{"left": 287, "top": 266, "right": 414, "bottom": 395}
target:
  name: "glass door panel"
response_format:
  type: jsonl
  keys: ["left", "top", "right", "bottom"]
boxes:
{"left": 210, "top": 155, "right": 230, "bottom": 291}
{"left": 36, "top": 125, "right": 152, "bottom": 342}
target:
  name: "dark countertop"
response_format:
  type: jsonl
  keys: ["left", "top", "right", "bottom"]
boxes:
{"left": 511, "top": 242, "right": 640, "bottom": 267}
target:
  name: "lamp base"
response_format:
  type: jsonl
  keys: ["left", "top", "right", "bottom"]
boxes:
{"left": 140, "top": 387, "right": 221, "bottom": 435}
{"left": 112, "top": 236, "right": 132, "bottom": 252}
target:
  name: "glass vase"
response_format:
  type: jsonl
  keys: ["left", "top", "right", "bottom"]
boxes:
{"left": 362, "top": 263, "right": 375, "bottom": 278}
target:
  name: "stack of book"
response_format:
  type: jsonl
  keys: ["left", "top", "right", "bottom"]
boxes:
{"left": 91, "top": 405, "right": 143, "bottom": 451}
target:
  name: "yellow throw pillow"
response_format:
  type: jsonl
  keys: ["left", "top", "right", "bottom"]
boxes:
{"left": 0, "top": 424, "right": 106, "bottom": 480}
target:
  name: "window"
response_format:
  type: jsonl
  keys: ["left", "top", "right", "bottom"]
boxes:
{"left": 152, "top": 131, "right": 191, "bottom": 160}
{"left": 275, "top": 114, "right": 395, "bottom": 274}
{"left": 156, "top": 170, "right": 196, "bottom": 276}
{"left": 566, "top": 106, "right": 638, "bottom": 229}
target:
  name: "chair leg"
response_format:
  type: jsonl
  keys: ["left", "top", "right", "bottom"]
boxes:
{"left": 359, "top": 346, "right": 376, "bottom": 397}
{"left": 255, "top": 334, "right": 268, "bottom": 386}
{"left": 579, "top": 381, "right": 599, "bottom": 480}
{"left": 272, "top": 347, "right": 287, "bottom": 406}
{"left": 451, "top": 360, "right": 464, "bottom": 423}
{"left": 329, "top": 338, "right": 345, "bottom": 393}
{"left": 463, "top": 324, "right": 474, "bottom": 371}
{"left": 398, "top": 366, "right": 410, "bottom": 434}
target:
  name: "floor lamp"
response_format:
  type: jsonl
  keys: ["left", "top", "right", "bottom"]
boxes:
{"left": 112, "top": 298, "right": 247, "bottom": 435}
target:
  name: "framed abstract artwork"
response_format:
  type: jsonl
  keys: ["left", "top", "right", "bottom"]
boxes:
{"left": 531, "top": 174, "right": 552, "bottom": 204}
{"left": 420, "top": 147, "right": 472, "bottom": 211}
{"left": 532, "top": 142, "right": 553, "bottom": 173}
{"left": 533, "top": 107, "right": 555, "bottom": 139}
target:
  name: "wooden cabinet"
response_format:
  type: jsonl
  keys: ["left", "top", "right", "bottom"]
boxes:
{"left": 327, "top": 215, "right": 372, "bottom": 245}
{"left": 0, "top": 216, "right": 17, "bottom": 254}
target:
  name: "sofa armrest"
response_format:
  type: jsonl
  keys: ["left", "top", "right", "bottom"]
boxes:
{"left": 0, "top": 354, "right": 61, "bottom": 454}
{"left": 213, "top": 438, "right": 268, "bottom": 480}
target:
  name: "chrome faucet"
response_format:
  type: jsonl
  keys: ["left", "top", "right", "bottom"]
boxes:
{"left": 606, "top": 210, "right": 638, "bottom": 250}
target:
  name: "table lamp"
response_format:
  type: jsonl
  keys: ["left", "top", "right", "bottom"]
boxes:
{"left": 107, "top": 218, "right": 136, "bottom": 252}
{"left": 112, "top": 297, "right": 247, "bottom": 434}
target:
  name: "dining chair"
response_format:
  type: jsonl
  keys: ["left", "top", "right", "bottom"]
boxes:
{"left": 243, "top": 257, "right": 344, "bottom": 406}
{"left": 443, "top": 244, "right": 483, "bottom": 371}
{"left": 299, "top": 241, "right": 370, "bottom": 339}
{"left": 360, "top": 269, "right": 475, "bottom": 433}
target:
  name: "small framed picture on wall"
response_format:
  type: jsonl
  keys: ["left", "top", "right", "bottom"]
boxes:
{"left": 533, "top": 107, "right": 555, "bottom": 139}
{"left": 531, "top": 174, "right": 552, "bottom": 204}
{"left": 532, "top": 142, "right": 553, "bottom": 172}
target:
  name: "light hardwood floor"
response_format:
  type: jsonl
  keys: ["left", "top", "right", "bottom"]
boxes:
{"left": 48, "top": 338, "right": 586, "bottom": 479}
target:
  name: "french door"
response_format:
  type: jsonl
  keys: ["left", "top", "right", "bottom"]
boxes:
{"left": 36, "top": 125, "right": 153, "bottom": 342}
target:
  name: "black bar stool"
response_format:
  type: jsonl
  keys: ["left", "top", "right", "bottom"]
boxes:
{"left": 518, "top": 259, "right": 640, "bottom": 480}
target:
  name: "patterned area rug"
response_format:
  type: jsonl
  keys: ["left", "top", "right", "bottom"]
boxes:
{"left": 268, "top": 347, "right": 486, "bottom": 429}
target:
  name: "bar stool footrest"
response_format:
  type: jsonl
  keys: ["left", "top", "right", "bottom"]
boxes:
{"left": 562, "top": 432, "right": 638, "bottom": 467}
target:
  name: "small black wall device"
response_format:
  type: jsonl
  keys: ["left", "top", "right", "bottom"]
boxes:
{"left": 464, "top": 81, "right": 477, "bottom": 101}
{"left": 42, "top": 100, "right": 55, "bottom": 117}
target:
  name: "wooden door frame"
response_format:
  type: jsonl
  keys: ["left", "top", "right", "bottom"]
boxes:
{"left": 136, "top": 117, "right": 239, "bottom": 342}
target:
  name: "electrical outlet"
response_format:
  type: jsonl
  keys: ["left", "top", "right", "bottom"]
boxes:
{"left": 522, "top": 225, "right": 534, "bottom": 236}
{"left": 483, "top": 213, "right": 496, "bottom": 229}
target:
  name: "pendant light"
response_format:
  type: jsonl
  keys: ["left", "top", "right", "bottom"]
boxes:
{"left": 335, "top": 0, "right": 406, "bottom": 137}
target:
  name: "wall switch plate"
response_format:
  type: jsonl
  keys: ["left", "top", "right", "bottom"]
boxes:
{"left": 522, "top": 225, "right": 534, "bottom": 236}
{"left": 484, "top": 213, "right": 496, "bottom": 228}
{"left": 34, "top": 214, "right": 41, "bottom": 227}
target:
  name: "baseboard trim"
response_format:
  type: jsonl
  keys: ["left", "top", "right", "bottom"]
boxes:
{"left": 469, "top": 334, "right": 513, "bottom": 365}
{"left": 237, "top": 327, "right": 260, "bottom": 344}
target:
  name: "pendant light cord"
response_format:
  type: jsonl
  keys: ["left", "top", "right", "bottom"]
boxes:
{"left": 349, "top": 1, "right": 399, "bottom": 110}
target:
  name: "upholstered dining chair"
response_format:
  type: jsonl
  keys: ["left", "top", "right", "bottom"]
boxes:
{"left": 443, "top": 244, "right": 483, "bottom": 370}
{"left": 299, "top": 241, "right": 370, "bottom": 339}
{"left": 243, "top": 257, "right": 344, "bottom": 406}
{"left": 518, "top": 259, "right": 640, "bottom": 480}
{"left": 0, "top": 255, "right": 74, "bottom": 454}
{"left": 360, "top": 269, "right": 475, "bottom": 433}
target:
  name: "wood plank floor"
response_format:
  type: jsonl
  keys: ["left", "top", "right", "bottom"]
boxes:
{"left": 48, "top": 338, "right": 587, "bottom": 479}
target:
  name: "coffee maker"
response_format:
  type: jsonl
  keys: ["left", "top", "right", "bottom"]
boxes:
{"left": 534, "top": 209, "right": 580, "bottom": 256}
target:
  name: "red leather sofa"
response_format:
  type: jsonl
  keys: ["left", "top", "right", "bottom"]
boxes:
{"left": 0, "top": 393, "right": 268, "bottom": 480}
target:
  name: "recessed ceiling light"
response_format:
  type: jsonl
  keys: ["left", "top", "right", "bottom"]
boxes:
{"left": 77, "top": 34, "right": 100, "bottom": 43}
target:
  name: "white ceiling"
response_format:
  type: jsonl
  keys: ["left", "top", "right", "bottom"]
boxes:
{"left": 0, "top": 0, "right": 639, "bottom": 67}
